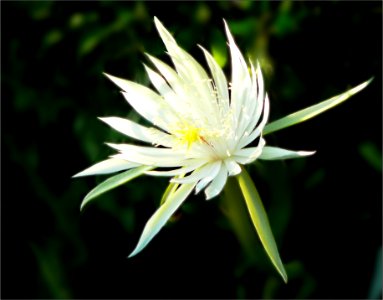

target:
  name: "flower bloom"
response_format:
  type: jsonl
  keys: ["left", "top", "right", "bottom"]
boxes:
{"left": 74, "top": 17, "right": 370, "bottom": 268}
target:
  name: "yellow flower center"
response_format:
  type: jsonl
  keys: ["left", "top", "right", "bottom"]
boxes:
{"left": 173, "top": 123, "right": 203, "bottom": 149}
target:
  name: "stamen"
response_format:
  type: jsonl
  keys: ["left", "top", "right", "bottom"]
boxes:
{"left": 172, "top": 122, "right": 203, "bottom": 150}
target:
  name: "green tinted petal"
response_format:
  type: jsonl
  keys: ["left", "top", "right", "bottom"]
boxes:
{"left": 80, "top": 166, "right": 153, "bottom": 211}
{"left": 129, "top": 182, "right": 196, "bottom": 257}
{"left": 236, "top": 168, "right": 288, "bottom": 283}
{"left": 263, "top": 78, "right": 373, "bottom": 135}
{"left": 259, "top": 146, "right": 315, "bottom": 160}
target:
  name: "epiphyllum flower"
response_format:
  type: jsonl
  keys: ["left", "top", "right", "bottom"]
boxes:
{"left": 74, "top": 17, "right": 372, "bottom": 282}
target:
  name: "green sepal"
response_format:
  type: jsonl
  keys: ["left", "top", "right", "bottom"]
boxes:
{"left": 159, "top": 173, "right": 185, "bottom": 206}
{"left": 160, "top": 182, "right": 179, "bottom": 206}
{"left": 236, "top": 167, "right": 288, "bottom": 283}
{"left": 80, "top": 165, "right": 153, "bottom": 211}
{"left": 263, "top": 78, "right": 373, "bottom": 135}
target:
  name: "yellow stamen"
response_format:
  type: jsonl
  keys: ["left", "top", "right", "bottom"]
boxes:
{"left": 176, "top": 127, "right": 202, "bottom": 149}
{"left": 173, "top": 123, "right": 203, "bottom": 149}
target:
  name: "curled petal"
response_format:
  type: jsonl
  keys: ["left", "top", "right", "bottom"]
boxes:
{"left": 224, "top": 158, "right": 242, "bottom": 176}
{"left": 234, "top": 138, "right": 266, "bottom": 164}
{"left": 205, "top": 165, "right": 228, "bottom": 200}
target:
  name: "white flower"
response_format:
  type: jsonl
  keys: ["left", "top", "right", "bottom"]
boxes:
{"left": 74, "top": 17, "right": 371, "bottom": 278}
{"left": 75, "top": 17, "right": 313, "bottom": 196}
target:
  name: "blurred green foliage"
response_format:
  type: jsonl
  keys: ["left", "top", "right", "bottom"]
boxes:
{"left": 2, "top": 1, "right": 382, "bottom": 299}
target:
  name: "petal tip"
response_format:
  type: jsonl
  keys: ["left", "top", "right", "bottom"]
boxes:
{"left": 300, "top": 150, "right": 316, "bottom": 156}
{"left": 72, "top": 172, "right": 82, "bottom": 178}
{"left": 98, "top": 116, "right": 108, "bottom": 123}
{"left": 127, "top": 250, "right": 138, "bottom": 259}
{"left": 72, "top": 169, "right": 93, "bottom": 178}
{"left": 103, "top": 72, "right": 115, "bottom": 81}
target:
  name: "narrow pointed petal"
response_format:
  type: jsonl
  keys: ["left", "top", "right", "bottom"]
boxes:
{"left": 80, "top": 166, "right": 153, "bottom": 211}
{"left": 194, "top": 161, "right": 222, "bottom": 194}
{"left": 263, "top": 78, "right": 373, "bottom": 135}
{"left": 159, "top": 182, "right": 179, "bottom": 206}
{"left": 104, "top": 73, "right": 178, "bottom": 130}
{"left": 112, "top": 153, "right": 188, "bottom": 168}
{"left": 259, "top": 146, "right": 316, "bottom": 160}
{"left": 106, "top": 143, "right": 188, "bottom": 167}
{"left": 199, "top": 45, "right": 230, "bottom": 113}
{"left": 144, "top": 64, "right": 185, "bottom": 113}
{"left": 237, "top": 93, "right": 270, "bottom": 150}
{"left": 153, "top": 18, "right": 217, "bottom": 117}
{"left": 129, "top": 182, "right": 196, "bottom": 257}
{"left": 144, "top": 64, "right": 172, "bottom": 98}
{"left": 171, "top": 161, "right": 220, "bottom": 184}
{"left": 73, "top": 158, "right": 138, "bottom": 177}
{"left": 242, "top": 62, "right": 265, "bottom": 135}
{"left": 205, "top": 166, "right": 228, "bottom": 200}
{"left": 154, "top": 16, "right": 177, "bottom": 45}
{"left": 236, "top": 168, "right": 288, "bottom": 283}
{"left": 106, "top": 143, "right": 184, "bottom": 157}
{"left": 99, "top": 117, "right": 174, "bottom": 147}
{"left": 145, "top": 160, "right": 205, "bottom": 177}
{"left": 146, "top": 54, "right": 187, "bottom": 98}
{"left": 235, "top": 62, "right": 266, "bottom": 145}
{"left": 223, "top": 20, "right": 252, "bottom": 127}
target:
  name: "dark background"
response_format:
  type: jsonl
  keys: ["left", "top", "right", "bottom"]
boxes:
{"left": 2, "top": 1, "right": 382, "bottom": 299}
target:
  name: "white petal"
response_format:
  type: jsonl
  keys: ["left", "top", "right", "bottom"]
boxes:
{"left": 224, "top": 20, "right": 252, "bottom": 129}
{"left": 108, "top": 143, "right": 189, "bottom": 167}
{"left": 241, "top": 62, "right": 265, "bottom": 135}
{"left": 112, "top": 153, "right": 187, "bottom": 168}
{"left": 194, "top": 161, "right": 222, "bottom": 194}
{"left": 104, "top": 73, "right": 178, "bottom": 130}
{"left": 259, "top": 146, "right": 316, "bottom": 160}
{"left": 234, "top": 138, "right": 266, "bottom": 164}
{"left": 237, "top": 93, "right": 270, "bottom": 149}
{"left": 154, "top": 16, "right": 177, "bottom": 44}
{"left": 171, "top": 161, "right": 220, "bottom": 184}
{"left": 199, "top": 46, "right": 230, "bottom": 114}
{"left": 144, "top": 64, "right": 184, "bottom": 113}
{"left": 106, "top": 143, "right": 183, "bottom": 157}
{"left": 224, "top": 158, "right": 242, "bottom": 176}
{"left": 251, "top": 62, "right": 266, "bottom": 129}
{"left": 128, "top": 181, "right": 196, "bottom": 257}
{"left": 72, "top": 158, "right": 138, "bottom": 177}
{"left": 153, "top": 18, "right": 217, "bottom": 118}
{"left": 144, "top": 64, "right": 173, "bottom": 96}
{"left": 204, "top": 165, "right": 228, "bottom": 200}
{"left": 99, "top": 117, "right": 174, "bottom": 147}
{"left": 146, "top": 54, "right": 186, "bottom": 98}
{"left": 145, "top": 160, "right": 206, "bottom": 177}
